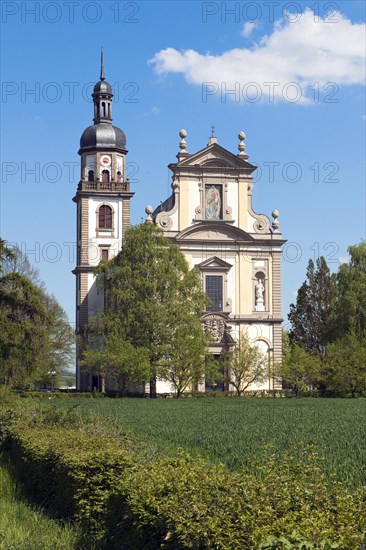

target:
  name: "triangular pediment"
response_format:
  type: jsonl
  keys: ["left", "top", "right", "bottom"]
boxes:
{"left": 197, "top": 256, "right": 233, "bottom": 270}
{"left": 176, "top": 222, "right": 255, "bottom": 243}
{"left": 173, "top": 143, "right": 256, "bottom": 172}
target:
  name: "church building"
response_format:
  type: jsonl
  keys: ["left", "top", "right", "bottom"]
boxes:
{"left": 74, "top": 55, "right": 286, "bottom": 393}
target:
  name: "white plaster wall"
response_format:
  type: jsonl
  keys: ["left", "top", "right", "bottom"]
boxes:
{"left": 226, "top": 255, "right": 236, "bottom": 313}
{"left": 247, "top": 213, "right": 257, "bottom": 233}
{"left": 156, "top": 378, "right": 175, "bottom": 394}
{"left": 227, "top": 182, "right": 238, "bottom": 224}
{"left": 170, "top": 207, "right": 179, "bottom": 231}
{"left": 87, "top": 272, "right": 104, "bottom": 318}
{"left": 188, "top": 180, "right": 200, "bottom": 221}
{"left": 88, "top": 197, "right": 124, "bottom": 266}
{"left": 247, "top": 323, "right": 273, "bottom": 344}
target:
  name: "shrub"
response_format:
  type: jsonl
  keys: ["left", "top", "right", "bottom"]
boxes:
{"left": 106, "top": 447, "right": 366, "bottom": 549}
{"left": 8, "top": 423, "right": 134, "bottom": 544}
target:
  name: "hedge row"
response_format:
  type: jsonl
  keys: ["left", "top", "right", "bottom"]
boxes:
{"left": 1, "top": 389, "right": 365, "bottom": 549}
{"left": 107, "top": 450, "right": 366, "bottom": 550}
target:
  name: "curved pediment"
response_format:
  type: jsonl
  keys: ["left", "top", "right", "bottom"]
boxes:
{"left": 176, "top": 222, "right": 254, "bottom": 243}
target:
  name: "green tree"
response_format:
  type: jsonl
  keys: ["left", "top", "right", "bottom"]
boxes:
{"left": 0, "top": 239, "right": 16, "bottom": 272}
{"left": 333, "top": 241, "right": 366, "bottom": 338}
{"left": 276, "top": 344, "right": 321, "bottom": 397}
{"left": 225, "top": 333, "right": 267, "bottom": 396}
{"left": 1, "top": 242, "right": 42, "bottom": 285}
{"left": 0, "top": 239, "right": 74, "bottom": 388}
{"left": 159, "top": 306, "right": 209, "bottom": 397}
{"left": 0, "top": 271, "right": 50, "bottom": 386}
{"left": 288, "top": 257, "right": 336, "bottom": 355}
{"left": 35, "top": 293, "right": 75, "bottom": 389}
{"left": 85, "top": 224, "right": 208, "bottom": 396}
{"left": 324, "top": 331, "right": 366, "bottom": 397}
{"left": 82, "top": 336, "right": 150, "bottom": 393}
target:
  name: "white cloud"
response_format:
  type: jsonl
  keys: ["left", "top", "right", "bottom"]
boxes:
{"left": 143, "top": 106, "right": 161, "bottom": 116}
{"left": 150, "top": 9, "right": 365, "bottom": 104}
{"left": 242, "top": 21, "right": 259, "bottom": 38}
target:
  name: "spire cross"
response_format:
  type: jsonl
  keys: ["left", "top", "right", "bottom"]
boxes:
{"left": 211, "top": 125, "right": 215, "bottom": 137}
{"left": 100, "top": 47, "right": 105, "bottom": 81}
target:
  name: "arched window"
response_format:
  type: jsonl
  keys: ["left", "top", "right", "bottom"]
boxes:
{"left": 102, "top": 102, "right": 106, "bottom": 117}
{"left": 98, "top": 205, "right": 112, "bottom": 229}
{"left": 102, "top": 169, "right": 110, "bottom": 183}
{"left": 88, "top": 170, "right": 94, "bottom": 182}
{"left": 117, "top": 171, "right": 122, "bottom": 182}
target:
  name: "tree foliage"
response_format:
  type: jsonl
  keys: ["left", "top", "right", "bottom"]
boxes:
{"left": 84, "top": 224, "right": 208, "bottom": 395}
{"left": 332, "top": 241, "right": 366, "bottom": 339}
{"left": 0, "top": 238, "right": 74, "bottom": 387}
{"left": 288, "top": 257, "right": 336, "bottom": 355}
{"left": 324, "top": 331, "right": 366, "bottom": 397}
{"left": 285, "top": 243, "right": 366, "bottom": 396}
{"left": 82, "top": 336, "right": 150, "bottom": 393}
{"left": 276, "top": 344, "right": 321, "bottom": 396}
{"left": 225, "top": 333, "right": 267, "bottom": 396}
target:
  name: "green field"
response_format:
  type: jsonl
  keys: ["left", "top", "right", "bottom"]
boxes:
{"left": 53, "top": 397, "right": 366, "bottom": 487}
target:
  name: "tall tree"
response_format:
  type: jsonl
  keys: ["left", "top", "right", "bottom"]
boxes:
{"left": 85, "top": 224, "right": 208, "bottom": 396}
{"left": 288, "top": 257, "right": 336, "bottom": 355}
{"left": 159, "top": 303, "right": 208, "bottom": 397}
{"left": 35, "top": 293, "right": 75, "bottom": 388}
{"left": 0, "top": 239, "right": 74, "bottom": 388}
{"left": 225, "top": 333, "right": 267, "bottom": 396}
{"left": 0, "top": 271, "right": 50, "bottom": 386}
{"left": 1, "top": 243, "right": 42, "bottom": 286}
{"left": 333, "top": 241, "right": 366, "bottom": 338}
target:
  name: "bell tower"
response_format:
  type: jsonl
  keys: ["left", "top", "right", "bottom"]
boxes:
{"left": 73, "top": 49, "right": 134, "bottom": 391}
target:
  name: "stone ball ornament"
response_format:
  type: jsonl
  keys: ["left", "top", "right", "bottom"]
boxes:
{"left": 179, "top": 129, "right": 187, "bottom": 139}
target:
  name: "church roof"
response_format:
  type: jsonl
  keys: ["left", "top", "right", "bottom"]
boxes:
{"left": 80, "top": 123, "right": 126, "bottom": 152}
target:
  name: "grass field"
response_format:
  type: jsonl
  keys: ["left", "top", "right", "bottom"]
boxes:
{"left": 0, "top": 455, "right": 78, "bottom": 550}
{"left": 53, "top": 397, "right": 366, "bottom": 488}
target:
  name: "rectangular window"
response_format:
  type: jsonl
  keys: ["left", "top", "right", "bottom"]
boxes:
{"left": 206, "top": 275, "right": 223, "bottom": 311}
{"left": 101, "top": 248, "right": 109, "bottom": 261}
{"left": 205, "top": 184, "right": 222, "bottom": 220}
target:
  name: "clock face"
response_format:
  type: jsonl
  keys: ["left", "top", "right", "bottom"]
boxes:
{"left": 100, "top": 155, "right": 111, "bottom": 167}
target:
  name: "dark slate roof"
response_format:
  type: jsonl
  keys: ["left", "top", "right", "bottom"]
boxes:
{"left": 93, "top": 80, "right": 113, "bottom": 95}
{"left": 80, "top": 123, "right": 126, "bottom": 151}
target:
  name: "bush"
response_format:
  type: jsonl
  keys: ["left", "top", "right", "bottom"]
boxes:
{"left": 106, "top": 447, "right": 366, "bottom": 549}
{"left": 8, "top": 423, "right": 134, "bottom": 544}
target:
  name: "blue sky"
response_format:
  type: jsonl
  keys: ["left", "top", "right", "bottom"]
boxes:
{"left": 1, "top": 0, "right": 365, "bottom": 330}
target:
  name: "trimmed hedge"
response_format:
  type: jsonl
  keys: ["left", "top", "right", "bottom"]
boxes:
{"left": 7, "top": 423, "right": 134, "bottom": 544}
{"left": 105, "top": 449, "right": 366, "bottom": 550}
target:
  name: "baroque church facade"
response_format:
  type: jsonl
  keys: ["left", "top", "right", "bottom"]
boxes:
{"left": 74, "top": 56, "right": 285, "bottom": 393}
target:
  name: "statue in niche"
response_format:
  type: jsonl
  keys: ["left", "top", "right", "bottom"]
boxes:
{"left": 255, "top": 279, "right": 265, "bottom": 311}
